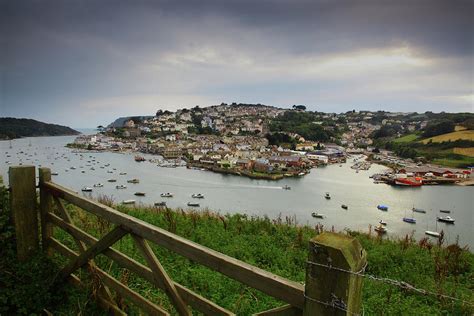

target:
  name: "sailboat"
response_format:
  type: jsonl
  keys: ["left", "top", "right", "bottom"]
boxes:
{"left": 425, "top": 215, "right": 441, "bottom": 238}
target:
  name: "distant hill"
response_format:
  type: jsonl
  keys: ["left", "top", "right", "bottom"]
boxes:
{"left": 0, "top": 117, "right": 80, "bottom": 140}
{"left": 107, "top": 116, "right": 155, "bottom": 128}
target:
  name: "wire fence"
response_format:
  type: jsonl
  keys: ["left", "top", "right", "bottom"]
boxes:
{"left": 305, "top": 259, "right": 474, "bottom": 315}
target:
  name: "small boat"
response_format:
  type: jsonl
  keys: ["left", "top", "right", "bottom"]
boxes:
{"left": 439, "top": 210, "right": 451, "bottom": 213}
{"left": 187, "top": 202, "right": 200, "bottom": 207}
{"left": 51, "top": 172, "right": 59, "bottom": 176}
{"left": 341, "top": 204, "right": 348, "bottom": 210}
{"left": 134, "top": 192, "right": 145, "bottom": 196}
{"left": 81, "top": 187, "right": 93, "bottom": 192}
{"left": 374, "top": 224, "right": 387, "bottom": 233}
{"left": 107, "top": 170, "right": 113, "bottom": 173}
{"left": 135, "top": 155, "right": 146, "bottom": 162}
{"left": 403, "top": 217, "right": 416, "bottom": 224}
{"left": 379, "top": 220, "right": 387, "bottom": 226}
{"left": 311, "top": 212, "right": 324, "bottom": 218}
{"left": 127, "top": 179, "right": 140, "bottom": 184}
{"left": 93, "top": 183, "right": 104, "bottom": 188}
{"left": 154, "top": 201, "right": 167, "bottom": 207}
{"left": 116, "top": 185, "right": 127, "bottom": 189}
{"left": 160, "top": 193, "right": 173, "bottom": 198}
{"left": 324, "top": 192, "right": 331, "bottom": 200}
{"left": 412, "top": 207, "right": 426, "bottom": 213}
{"left": 298, "top": 172, "right": 306, "bottom": 176}
{"left": 425, "top": 231, "right": 441, "bottom": 238}
{"left": 192, "top": 193, "right": 204, "bottom": 199}
{"left": 70, "top": 166, "right": 76, "bottom": 170}
{"left": 107, "top": 179, "right": 117, "bottom": 182}
{"left": 282, "top": 185, "right": 291, "bottom": 190}
{"left": 377, "top": 205, "right": 388, "bottom": 211}
{"left": 119, "top": 172, "right": 127, "bottom": 175}
{"left": 437, "top": 216, "right": 455, "bottom": 224}
{"left": 122, "top": 199, "right": 136, "bottom": 205}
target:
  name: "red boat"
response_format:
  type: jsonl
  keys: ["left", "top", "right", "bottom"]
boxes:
{"left": 393, "top": 177, "right": 422, "bottom": 187}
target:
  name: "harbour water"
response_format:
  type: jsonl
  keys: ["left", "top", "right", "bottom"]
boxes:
{"left": 1, "top": 133, "right": 473, "bottom": 249}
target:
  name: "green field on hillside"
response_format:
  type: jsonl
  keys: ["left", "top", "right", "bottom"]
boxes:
{"left": 393, "top": 133, "right": 419, "bottom": 143}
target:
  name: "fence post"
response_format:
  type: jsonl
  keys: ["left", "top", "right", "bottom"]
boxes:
{"left": 39, "top": 167, "right": 53, "bottom": 253}
{"left": 9, "top": 165, "right": 39, "bottom": 261}
{"left": 303, "top": 232, "right": 366, "bottom": 316}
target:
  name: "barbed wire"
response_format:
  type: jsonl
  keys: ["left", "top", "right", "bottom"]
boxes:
{"left": 306, "top": 260, "right": 474, "bottom": 308}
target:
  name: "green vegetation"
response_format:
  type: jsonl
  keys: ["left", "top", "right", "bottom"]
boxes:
{"left": 0, "top": 117, "right": 79, "bottom": 140}
{"left": 269, "top": 111, "right": 337, "bottom": 142}
{"left": 392, "top": 133, "right": 419, "bottom": 143}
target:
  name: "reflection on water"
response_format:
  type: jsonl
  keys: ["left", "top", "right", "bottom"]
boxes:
{"left": 1, "top": 134, "right": 473, "bottom": 249}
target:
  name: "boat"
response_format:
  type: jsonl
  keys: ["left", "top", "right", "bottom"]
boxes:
{"left": 412, "top": 207, "right": 426, "bottom": 213}
{"left": 51, "top": 172, "right": 59, "bottom": 176}
{"left": 311, "top": 212, "right": 324, "bottom": 218}
{"left": 81, "top": 187, "right": 93, "bottom": 192}
{"left": 393, "top": 177, "right": 422, "bottom": 187}
{"left": 127, "top": 179, "right": 140, "bottom": 184}
{"left": 135, "top": 155, "right": 146, "bottom": 162}
{"left": 134, "top": 192, "right": 146, "bottom": 196}
{"left": 377, "top": 205, "right": 388, "bottom": 211}
{"left": 437, "top": 216, "right": 455, "bottom": 224}
{"left": 70, "top": 166, "right": 76, "bottom": 170}
{"left": 192, "top": 193, "right": 204, "bottom": 199}
{"left": 298, "top": 172, "right": 306, "bottom": 176}
{"left": 439, "top": 210, "right": 451, "bottom": 213}
{"left": 187, "top": 202, "right": 200, "bottom": 207}
{"left": 116, "top": 185, "right": 127, "bottom": 189}
{"left": 403, "top": 217, "right": 416, "bottom": 224}
{"left": 93, "top": 183, "right": 104, "bottom": 188}
{"left": 374, "top": 224, "right": 387, "bottom": 233}
{"left": 160, "top": 193, "right": 173, "bottom": 197}
{"left": 154, "top": 201, "right": 167, "bottom": 207}
{"left": 341, "top": 204, "right": 348, "bottom": 209}
{"left": 107, "top": 179, "right": 117, "bottom": 182}
{"left": 122, "top": 200, "right": 136, "bottom": 205}
{"left": 119, "top": 172, "right": 127, "bottom": 175}
{"left": 282, "top": 185, "right": 291, "bottom": 190}
{"left": 324, "top": 192, "right": 331, "bottom": 200}
{"left": 379, "top": 220, "right": 387, "bottom": 226}
{"left": 425, "top": 231, "right": 441, "bottom": 238}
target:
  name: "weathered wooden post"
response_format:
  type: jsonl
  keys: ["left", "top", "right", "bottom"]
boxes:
{"left": 9, "top": 165, "right": 39, "bottom": 261}
{"left": 39, "top": 167, "right": 53, "bottom": 253}
{"left": 303, "top": 232, "right": 366, "bottom": 316}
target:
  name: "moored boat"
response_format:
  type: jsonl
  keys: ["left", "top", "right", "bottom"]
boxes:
{"left": 403, "top": 217, "right": 416, "bottom": 224}
{"left": 379, "top": 220, "right": 387, "bottom": 226}
{"left": 374, "top": 224, "right": 387, "bottom": 233}
{"left": 160, "top": 193, "right": 173, "bottom": 197}
{"left": 393, "top": 177, "right": 423, "bottom": 187}
{"left": 311, "top": 212, "right": 324, "bottom": 218}
{"left": 154, "top": 201, "right": 167, "bottom": 207}
{"left": 81, "top": 187, "right": 93, "bottom": 192}
{"left": 192, "top": 193, "right": 204, "bottom": 199}
{"left": 187, "top": 202, "right": 200, "bottom": 207}
{"left": 341, "top": 204, "right": 348, "bottom": 209}
{"left": 439, "top": 209, "right": 451, "bottom": 213}
{"left": 93, "top": 183, "right": 104, "bottom": 188}
{"left": 107, "top": 179, "right": 117, "bottom": 182}
{"left": 122, "top": 199, "right": 135, "bottom": 205}
{"left": 437, "top": 216, "right": 455, "bottom": 224}
{"left": 412, "top": 207, "right": 426, "bottom": 213}
{"left": 134, "top": 192, "right": 146, "bottom": 196}
{"left": 127, "top": 179, "right": 140, "bottom": 184}
{"left": 282, "top": 185, "right": 291, "bottom": 190}
{"left": 377, "top": 205, "right": 388, "bottom": 211}
{"left": 425, "top": 231, "right": 441, "bottom": 238}
{"left": 116, "top": 185, "right": 127, "bottom": 189}
{"left": 324, "top": 192, "right": 331, "bottom": 199}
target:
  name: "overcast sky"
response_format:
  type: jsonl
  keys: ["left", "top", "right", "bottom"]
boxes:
{"left": 1, "top": 0, "right": 473, "bottom": 128}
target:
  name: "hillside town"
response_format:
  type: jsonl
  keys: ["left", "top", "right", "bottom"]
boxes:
{"left": 71, "top": 104, "right": 473, "bottom": 184}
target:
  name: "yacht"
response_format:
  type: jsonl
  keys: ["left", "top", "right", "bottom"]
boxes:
{"left": 93, "top": 183, "right": 104, "bottom": 188}
{"left": 187, "top": 202, "right": 200, "bottom": 207}
{"left": 311, "top": 212, "right": 324, "bottom": 218}
{"left": 81, "top": 187, "right": 93, "bottom": 192}
{"left": 425, "top": 231, "right": 441, "bottom": 238}
{"left": 192, "top": 193, "right": 204, "bottom": 199}
{"left": 437, "top": 216, "right": 455, "bottom": 224}
{"left": 127, "top": 179, "right": 140, "bottom": 184}
{"left": 122, "top": 200, "right": 135, "bottom": 205}
{"left": 160, "top": 193, "right": 173, "bottom": 198}
{"left": 324, "top": 192, "right": 331, "bottom": 200}
{"left": 116, "top": 185, "right": 127, "bottom": 189}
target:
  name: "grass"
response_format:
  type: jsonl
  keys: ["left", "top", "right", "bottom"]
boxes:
{"left": 432, "top": 156, "right": 474, "bottom": 168}
{"left": 421, "top": 130, "right": 474, "bottom": 144}
{"left": 393, "top": 133, "right": 419, "bottom": 143}
{"left": 453, "top": 147, "right": 474, "bottom": 157}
